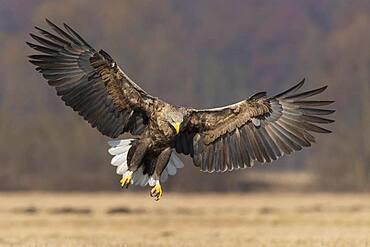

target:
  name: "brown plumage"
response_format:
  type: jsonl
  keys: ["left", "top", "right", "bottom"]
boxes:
{"left": 27, "top": 19, "right": 334, "bottom": 200}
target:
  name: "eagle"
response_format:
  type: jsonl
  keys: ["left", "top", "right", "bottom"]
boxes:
{"left": 28, "top": 20, "right": 334, "bottom": 200}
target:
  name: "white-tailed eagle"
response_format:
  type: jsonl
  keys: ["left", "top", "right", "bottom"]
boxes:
{"left": 28, "top": 19, "right": 334, "bottom": 200}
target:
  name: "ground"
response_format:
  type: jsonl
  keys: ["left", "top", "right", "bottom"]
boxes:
{"left": 0, "top": 192, "right": 369, "bottom": 246}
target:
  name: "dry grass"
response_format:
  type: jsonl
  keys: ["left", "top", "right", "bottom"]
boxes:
{"left": 0, "top": 192, "right": 369, "bottom": 246}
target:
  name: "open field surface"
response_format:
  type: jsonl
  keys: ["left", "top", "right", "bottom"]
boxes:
{"left": 0, "top": 192, "right": 369, "bottom": 246}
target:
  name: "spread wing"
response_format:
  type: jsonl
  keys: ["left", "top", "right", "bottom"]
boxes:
{"left": 175, "top": 79, "right": 335, "bottom": 172}
{"left": 27, "top": 19, "right": 156, "bottom": 138}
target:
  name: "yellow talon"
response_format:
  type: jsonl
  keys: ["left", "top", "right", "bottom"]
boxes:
{"left": 150, "top": 181, "right": 163, "bottom": 201}
{"left": 120, "top": 171, "right": 133, "bottom": 188}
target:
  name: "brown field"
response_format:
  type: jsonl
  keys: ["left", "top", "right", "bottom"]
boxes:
{"left": 0, "top": 192, "right": 369, "bottom": 247}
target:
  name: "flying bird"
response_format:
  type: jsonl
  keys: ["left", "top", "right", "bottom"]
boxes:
{"left": 27, "top": 20, "right": 334, "bottom": 200}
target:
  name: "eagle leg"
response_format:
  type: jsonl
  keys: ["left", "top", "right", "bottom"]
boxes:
{"left": 150, "top": 147, "right": 172, "bottom": 201}
{"left": 122, "top": 138, "right": 151, "bottom": 188}
{"left": 120, "top": 171, "right": 133, "bottom": 188}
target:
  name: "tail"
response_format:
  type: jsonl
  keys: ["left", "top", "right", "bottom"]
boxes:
{"left": 108, "top": 139, "right": 135, "bottom": 176}
{"left": 108, "top": 139, "right": 184, "bottom": 187}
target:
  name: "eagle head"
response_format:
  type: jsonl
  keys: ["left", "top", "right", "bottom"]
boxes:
{"left": 166, "top": 111, "right": 184, "bottom": 135}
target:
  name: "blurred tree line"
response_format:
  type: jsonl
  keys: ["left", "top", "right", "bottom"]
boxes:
{"left": 0, "top": 0, "right": 369, "bottom": 191}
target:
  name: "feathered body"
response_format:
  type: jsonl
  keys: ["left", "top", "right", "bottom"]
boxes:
{"left": 28, "top": 20, "right": 334, "bottom": 200}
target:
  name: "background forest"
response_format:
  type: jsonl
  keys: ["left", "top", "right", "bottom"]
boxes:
{"left": 0, "top": 0, "right": 369, "bottom": 191}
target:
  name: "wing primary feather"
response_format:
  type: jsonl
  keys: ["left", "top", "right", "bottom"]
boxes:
{"left": 230, "top": 133, "right": 241, "bottom": 169}
{"left": 231, "top": 133, "right": 242, "bottom": 169}
{"left": 236, "top": 129, "right": 247, "bottom": 168}
{"left": 293, "top": 100, "right": 335, "bottom": 106}
{"left": 302, "top": 115, "right": 334, "bottom": 124}
{"left": 63, "top": 23, "right": 93, "bottom": 49}
{"left": 284, "top": 85, "right": 328, "bottom": 100}
{"left": 240, "top": 126, "right": 257, "bottom": 162}
{"left": 45, "top": 19, "right": 82, "bottom": 46}
{"left": 201, "top": 146, "right": 210, "bottom": 172}
{"left": 260, "top": 126, "right": 281, "bottom": 158}
{"left": 265, "top": 125, "right": 292, "bottom": 154}
{"left": 279, "top": 116, "right": 325, "bottom": 141}
{"left": 304, "top": 131, "right": 316, "bottom": 143}
{"left": 54, "top": 75, "right": 85, "bottom": 91}
{"left": 206, "top": 144, "right": 215, "bottom": 172}
{"left": 225, "top": 134, "right": 235, "bottom": 171}
{"left": 213, "top": 141, "right": 221, "bottom": 172}
{"left": 26, "top": 42, "right": 58, "bottom": 54}
{"left": 273, "top": 78, "right": 305, "bottom": 98}
{"left": 299, "top": 108, "right": 335, "bottom": 116}
{"left": 270, "top": 123, "right": 302, "bottom": 151}
{"left": 275, "top": 121, "right": 311, "bottom": 147}
{"left": 218, "top": 138, "right": 226, "bottom": 172}
{"left": 223, "top": 136, "right": 232, "bottom": 171}
{"left": 253, "top": 128, "right": 271, "bottom": 163}
{"left": 193, "top": 134, "right": 203, "bottom": 155}
{"left": 245, "top": 123, "right": 265, "bottom": 163}
{"left": 238, "top": 128, "right": 253, "bottom": 167}
{"left": 269, "top": 123, "right": 302, "bottom": 151}
{"left": 218, "top": 140, "right": 225, "bottom": 172}
{"left": 256, "top": 127, "right": 276, "bottom": 161}
{"left": 35, "top": 26, "right": 71, "bottom": 46}
{"left": 30, "top": 33, "right": 64, "bottom": 49}
{"left": 235, "top": 128, "right": 248, "bottom": 168}
{"left": 301, "top": 122, "right": 332, "bottom": 133}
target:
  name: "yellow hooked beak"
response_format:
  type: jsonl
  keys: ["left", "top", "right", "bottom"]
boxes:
{"left": 173, "top": 122, "right": 180, "bottom": 135}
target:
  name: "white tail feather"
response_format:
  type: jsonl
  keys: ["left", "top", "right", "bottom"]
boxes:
{"left": 111, "top": 153, "right": 127, "bottom": 166}
{"left": 109, "top": 139, "right": 134, "bottom": 177}
{"left": 132, "top": 166, "right": 150, "bottom": 186}
{"left": 108, "top": 139, "right": 133, "bottom": 147}
{"left": 171, "top": 153, "right": 184, "bottom": 168}
{"left": 158, "top": 152, "right": 184, "bottom": 184}
{"left": 160, "top": 169, "right": 169, "bottom": 182}
{"left": 167, "top": 163, "right": 177, "bottom": 176}
{"left": 116, "top": 162, "right": 128, "bottom": 175}
{"left": 108, "top": 145, "right": 131, "bottom": 155}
